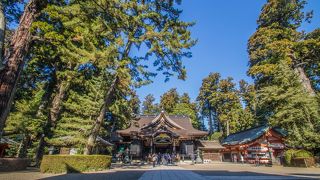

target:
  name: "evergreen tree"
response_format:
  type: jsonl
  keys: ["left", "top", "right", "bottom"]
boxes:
{"left": 180, "top": 93, "right": 191, "bottom": 104}
{"left": 142, "top": 94, "right": 159, "bottom": 115}
{"left": 172, "top": 92, "right": 201, "bottom": 129}
{"left": 128, "top": 91, "right": 141, "bottom": 115}
{"left": 197, "top": 73, "right": 220, "bottom": 134}
{"left": 257, "top": 60, "right": 320, "bottom": 149}
{"left": 249, "top": 0, "right": 320, "bottom": 148}
{"left": 160, "top": 88, "right": 179, "bottom": 113}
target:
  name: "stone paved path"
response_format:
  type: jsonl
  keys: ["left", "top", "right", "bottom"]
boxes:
{"left": 138, "top": 165, "right": 314, "bottom": 180}
{"left": 0, "top": 163, "right": 318, "bottom": 180}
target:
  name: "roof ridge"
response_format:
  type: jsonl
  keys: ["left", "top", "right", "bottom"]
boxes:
{"left": 226, "top": 125, "right": 268, "bottom": 137}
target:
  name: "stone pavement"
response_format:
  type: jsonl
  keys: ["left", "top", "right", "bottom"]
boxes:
{"left": 0, "top": 163, "right": 319, "bottom": 180}
{"left": 138, "top": 164, "right": 313, "bottom": 180}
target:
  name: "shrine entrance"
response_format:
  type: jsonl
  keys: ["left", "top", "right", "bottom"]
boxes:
{"left": 154, "top": 144, "right": 172, "bottom": 154}
{"left": 115, "top": 112, "right": 208, "bottom": 159}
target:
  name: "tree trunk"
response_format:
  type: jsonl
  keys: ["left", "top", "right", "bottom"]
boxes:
{"left": 16, "top": 134, "right": 31, "bottom": 158}
{"left": 208, "top": 108, "right": 213, "bottom": 135}
{"left": 0, "top": 1, "right": 5, "bottom": 68}
{"left": 0, "top": 0, "right": 46, "bottom": 136}
{"left": 226, "top": 120, "right": 230, "bottom": 136}
{"left": 294, "top": 66, "right": 316, "bottom": 96}
{"left": 85, "top": 76, "right": 119, "bottom": 155}
{"left": 34, "top": 134, "right": 45, "bottom": 166}
{"left": 34, "top": 79, "right": 56, "bottom": 166}
{"left": 33, "top": 80, "right": 68, "bottom": 164}
{"left": 49, "top": 80, "right": 69, "bottom": 126}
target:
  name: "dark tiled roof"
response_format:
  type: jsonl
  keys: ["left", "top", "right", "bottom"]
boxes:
{"left": 221, "top": 126, "right": 286, "bottom": 146}
{"left": 117, "top": 113, "right": 207, "bottom": 138}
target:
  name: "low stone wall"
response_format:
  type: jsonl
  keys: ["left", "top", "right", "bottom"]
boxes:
{"left": 0, "top": 158, "right": 30, "bottom": 171}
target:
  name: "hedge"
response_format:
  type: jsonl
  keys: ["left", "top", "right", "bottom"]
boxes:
{"left": 40, "top": 155, "right": 111, "bottom": 173}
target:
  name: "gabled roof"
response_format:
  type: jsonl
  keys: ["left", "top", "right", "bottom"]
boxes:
{"left": 117, "top": 111, "right": 207, "bottom": 138}
{"left": 199, "top": 140, "right": 224, "bottom": 150}
{"left": 221, "top": 125, "right": 286, "bottom": 146}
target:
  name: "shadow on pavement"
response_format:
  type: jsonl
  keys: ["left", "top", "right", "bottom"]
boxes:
{"left": 40, "top": 170, "right": 146, "bottom": 180}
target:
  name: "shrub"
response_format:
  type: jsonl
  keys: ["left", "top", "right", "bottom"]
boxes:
{"left": 284, "top": 149, "right": 314, "bottom": 166}
{"left": 40, "top": 155, "right": 111, "bottom": 173}
{"left": 284, "top": 149, "right": 297, "bottom": 166}
{"left": 294, "top": 150, "right": 313, "bottom": 158}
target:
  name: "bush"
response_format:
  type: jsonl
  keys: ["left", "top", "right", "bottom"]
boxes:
{"left": 40, "top": 155, "right": 111, "bottom": 173}
{"left": 284, "top": 149, "right": 313, "bottom": 166}
{"left": 294, "top": 150, "right": 313, "bottom": 158}
{"left": 284, "top": 149, "right": 297, "bottom": 166}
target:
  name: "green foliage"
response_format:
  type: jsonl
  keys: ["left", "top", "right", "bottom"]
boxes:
{"left": 40, "top": 155, "right": 111, "bottom": 173}
{"left": 208, "top": 132, "right": 223, "bottom": 141}
{"left": 142, "top": 94, "right": 160, "bottom": 115}
{"left": 258, "top": 61, "right": 320, "bottom": 149}
{"left": 172, "top": 103, "right": 199, "bottom": 129}
{"left": 284, "top": 149, "right": 297, "bottom": 166}
{"left": 294, "top": 150, "right": 313, "bottom": 158}
{"left": 160, "top": 88, "right": 179, "bottom": 113}
{"left": 284, "top": 149, "right": 313, "bottom": 166}
{"left": 249, "top": 0, "right": 320, "bottom": 149}
{"left": 197, "top": 73, "right": 256, "bottom": 136}
{"left": 49, "top": 76, "right": 105, "bottom": 147}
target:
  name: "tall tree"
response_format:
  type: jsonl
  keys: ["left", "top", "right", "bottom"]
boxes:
{"left": 197, "top": 73, "right": 220, "bottom": 134}
{"left": 160, "top": 88, "right": 179, "bottom": 113}
{"left": 172, "top": 92, "right": 201, "bottom": 129}
{"left": 128, "top": 91, "right": 141, "bottom": 115}
{"left": 249, "top": 0, "right": 320, "bottom": 148}
{"left": 142, "top": 94, "right": 158, "bottom": 115}
{"left": 0, "top": 0, "right": 47, "bottom": 136}
{"left": 257, "top": 60, "right": 320, "bottom": 149}
{"left": 248, "top": 0, "right": 315, "bottom": 95}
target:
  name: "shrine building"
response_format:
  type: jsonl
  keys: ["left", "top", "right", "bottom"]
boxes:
{"left": 113, "top": 111, "right": 208, "bottom": 158}
{"left": 221, "top": 125, "right": 287, "bottom": 164}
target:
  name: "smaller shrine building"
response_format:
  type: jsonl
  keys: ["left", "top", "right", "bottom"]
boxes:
{"left": 113, "top": 111, "right": 208, "bottom": 159}
{"left": 221, "top": 126, "right": 287, "bottom": 164}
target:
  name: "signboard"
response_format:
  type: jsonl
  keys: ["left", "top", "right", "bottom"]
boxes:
{"left": 154, "top": 133, "right": 172, "bottom": 144}
{"left": 269, "top": 143, "right": 285, "bottom": 149}
{"left": 247, "top": 146, "right": 268, "bottom": 151}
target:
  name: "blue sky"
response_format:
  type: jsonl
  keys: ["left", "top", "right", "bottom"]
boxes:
{"left": 135, "top": 0, "right": 320, "bottom": 103}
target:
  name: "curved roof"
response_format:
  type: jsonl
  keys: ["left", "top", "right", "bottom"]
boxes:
{"left": 117, "top": 112, "right": 207, "bottom": 138}
{"left": 221, "top": 125, "right": 286, "bottom": 146}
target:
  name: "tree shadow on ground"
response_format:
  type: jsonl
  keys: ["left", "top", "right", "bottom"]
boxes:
{"left": 41, "top": 170, "right": 146, "bottom": 180}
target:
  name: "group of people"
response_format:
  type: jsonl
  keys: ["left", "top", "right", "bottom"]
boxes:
{"left": 149, "top": 153, "right": 178, "bottom": 167}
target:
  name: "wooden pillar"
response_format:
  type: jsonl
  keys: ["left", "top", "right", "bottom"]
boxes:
{"left": 173, "top": 139, "right": 176, "bottom": 153}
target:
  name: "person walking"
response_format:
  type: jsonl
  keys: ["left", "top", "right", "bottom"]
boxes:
{"left": 152, "top": 153, "right": 157, "bottom": 168}
{"left": 157, "top": 153, "right": 161, "bottom": 165}
{"left": 255, "top": 154, "right": 259, "bottom": 166}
